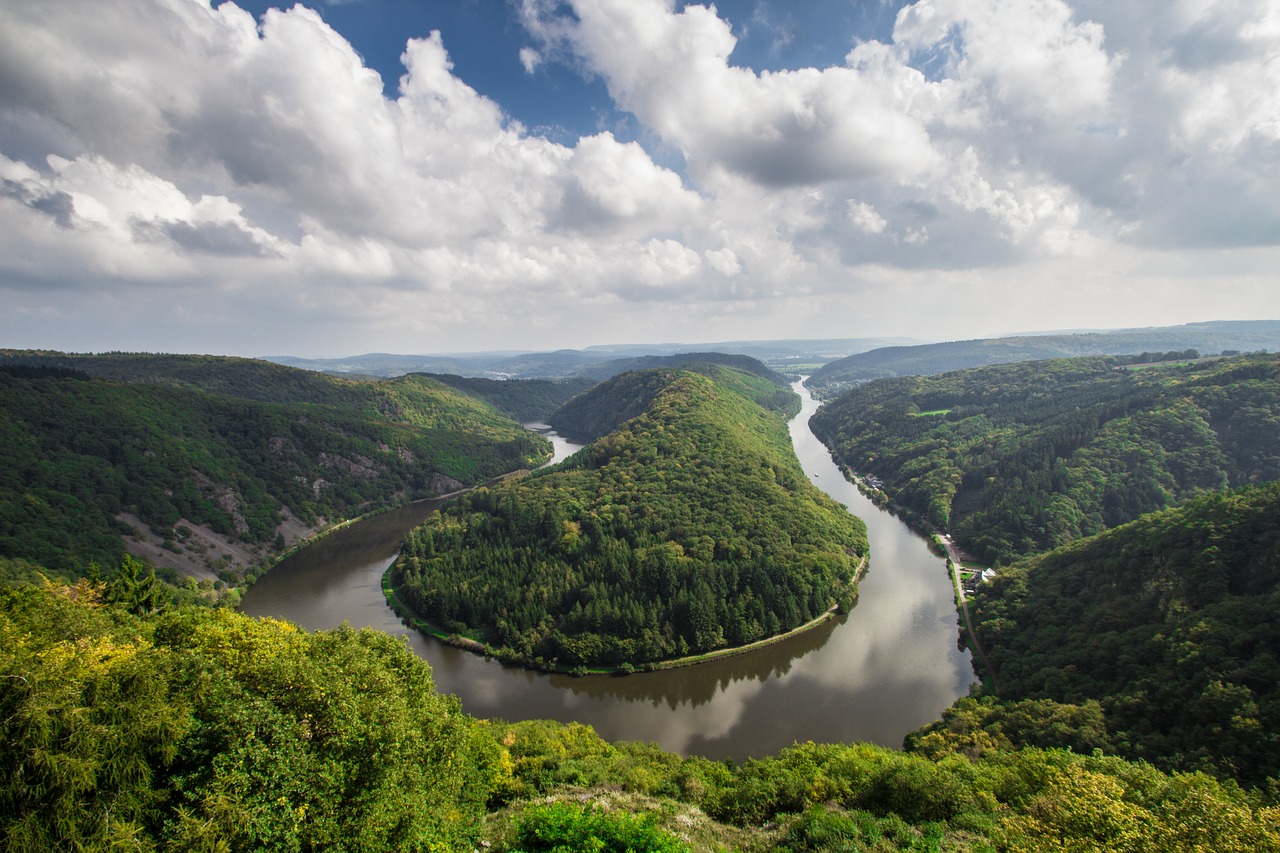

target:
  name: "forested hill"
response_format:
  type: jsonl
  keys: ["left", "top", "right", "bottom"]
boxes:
{"left": 0, "top": 354, "right": 550, "bottom": 582}
{"left": 966, "top": 484, "right": 1280, "bottom": 786}
{"left": 0, "top": 349, "right": 373, "bottom": 405}
{"left": 574, "top": 351, "right": 793, "bottom": 385}
{"left": 805, "top": 319, "right": 1280, "bottom": 397}
{"left": 810, "top": 353, "right": 1280, "bottom": 565}
{"left": 420, "top": 373, "right": 596, "bottom": 422}
{"left": 392, "top": 366, "right": 867, "bottom": 670}
{"left": 549, "top": 355, "right": 797, "bottom": 443}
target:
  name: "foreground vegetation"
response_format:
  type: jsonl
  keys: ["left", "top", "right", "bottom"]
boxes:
{"left": 811, "top": 353, "right": 1280, "bottom": 565}
{"left": 392, "top": 365, "right": 865, "bottom": 670}
{"left": 0, "top": 354, "right": 550, "bottom": 582}
{"left": 5, "top": 580, "right": 1277, "bottom": 852}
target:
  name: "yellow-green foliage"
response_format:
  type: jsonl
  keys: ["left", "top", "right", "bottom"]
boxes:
{"left": 488, "top": 721, "right": 1280, "bottom": 853}
{"left": 4, "top": 582, "right": 1277, "bottom": 852}
{"left": 0, "top": 581, "right": 501, "bottom": 852}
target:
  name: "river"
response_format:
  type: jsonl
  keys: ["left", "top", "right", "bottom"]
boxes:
{"left": 240, "top": 381, "right": 976, "bottom": 760}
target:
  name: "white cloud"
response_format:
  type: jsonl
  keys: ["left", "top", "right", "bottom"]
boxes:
{"left": 0, "top": 0, "right": 1277, "bottom": 356}
{"left": 519, "top": 46, "right": 542, "bottom": 74}
{"left": 558, "top": 132, "right": 703, "bottom": 231}
{"left": 544, "top": 0, "right": 941, "bottom": 187}
{"left": 848, "top": 200, "right": 888, "bottom": 235}
{"left": 705, "top": 247, "right": 742, "bottom": 276}
{"left": 895, "top": 0, "right": 1118, "bottom": 122}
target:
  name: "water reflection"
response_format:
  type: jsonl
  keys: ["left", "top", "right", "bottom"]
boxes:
{"left": 242, "top": 379, "right": 976, "bottom": 760}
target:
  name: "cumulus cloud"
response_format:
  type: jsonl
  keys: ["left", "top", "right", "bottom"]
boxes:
{"left": 894, "top": 0, "right": 1118, "bottom": 121}
{"left": 557, "top": 132, "right": 703, "bottom": 232}
{"left": 0, "top": 0, "right": 1277, "bottom": 355}
{"left": 848, "top": 200, "right": 887, "bottom": 235}
{"left": 533, "top": 0, "right": 940, "bottom": 187}
{"left": 526, "top": 0, "right": 1280, "bottom": 260}
{"left": 0, "top": 2, "right": 721, "bottom": 319}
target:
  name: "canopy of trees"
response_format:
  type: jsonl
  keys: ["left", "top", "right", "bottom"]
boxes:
{"left": 0, "top": 354, "right": 550, "bottom": 579}
{"left": 964, "top": 483, "right": 1280, "bottom": 786}
{"left": 548, "top": 357, "right": 799, "bottom": 443}
{"left": 421, "top": 373, "right": 596, "bottom": 423}
{"left": 0, "top": 578, "right": 503, "bottom": 851}
{"left": 392, "top": 367, "right": 867, "bottom": 669}
{"left": 811, "top": 353, "right": 1280, "bottom": 564}
{"left": 7, "top": 580, "right": 1277, "bottom": 852}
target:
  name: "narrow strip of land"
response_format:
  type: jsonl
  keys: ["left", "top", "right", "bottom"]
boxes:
{"left": 937, "top": 535, "right": 999, "bottom": 693}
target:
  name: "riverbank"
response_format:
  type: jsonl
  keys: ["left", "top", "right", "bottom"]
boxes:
{"left": 935, "top": 534, "right": 1000, "bottom": 693}
{"left": 812, "top": 438, "right": 997, "bottom": 692}
{"left": 242, "top": 465, "right": 544, "bottom": 593}
{"left": 382, "top": 555, "right": 868, "bottom": 677}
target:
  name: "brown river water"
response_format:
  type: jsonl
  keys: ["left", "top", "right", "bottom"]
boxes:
{"left": 241, "top": 380, "right": 976, "bottom": 760}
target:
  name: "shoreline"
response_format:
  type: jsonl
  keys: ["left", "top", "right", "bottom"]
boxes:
{"left": 816, "top": 440, "right": 997, "bottom": 692}
{"left": 241, "top": 465, "right": 543, "bottom": 594}
{"left": 382, "top": 554, "right": 868, "bottom": 677}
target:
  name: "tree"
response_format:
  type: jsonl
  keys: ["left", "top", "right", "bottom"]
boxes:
{"left": 106, "top": 554, "right": 167, "bottom": 616}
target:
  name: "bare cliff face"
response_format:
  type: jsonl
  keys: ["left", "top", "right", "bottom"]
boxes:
{"left": 120, "top": 464, "right": 466, "bottom": 582}
{"left": 118, "top": 505, "right": 324, "bottom": 582}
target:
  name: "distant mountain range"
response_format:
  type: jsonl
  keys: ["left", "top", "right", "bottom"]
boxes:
{"left": 262, "top": 337, "right": 920, "bottom": 379}
{"left": 264, "top": 322, "right": 1280, "bottom": 393}
{"left": 806, "top": 320, "right": 1280, "bottom": 397}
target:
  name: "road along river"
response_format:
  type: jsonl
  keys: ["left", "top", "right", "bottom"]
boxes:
{"left": 241, "top": 382, "right": 976, "bottom": 760}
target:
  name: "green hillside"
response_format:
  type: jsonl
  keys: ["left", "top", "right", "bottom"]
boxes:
{"left": 806, "top": 319, "right": 1280, "bottom": 398}
{"left": 0, "top": 354, "right": 551, "bottom": 581}
{"left": 810, "top": 353, "right": 1280, "bottom": 565}
{"left": 5, "top": 580, "right": 1276, "bottom": 852}
{"left": 391, "top": 366, "right": 866, "bottom": 670}
{"left": 962, "top": 484, "right": 1280, "bottom": 786}
{"left": 422, "top": 373, "right": 596, "bottom": 422}
{"left": 0, "top": 349, "right": 374, "bottom": 405}
{"left": 548, "top": 356, "right": 799, "bottom": 443}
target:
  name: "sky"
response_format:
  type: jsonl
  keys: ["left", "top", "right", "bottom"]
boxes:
{"left": 1, "top": 0, "right": 1278, "bottom": 357}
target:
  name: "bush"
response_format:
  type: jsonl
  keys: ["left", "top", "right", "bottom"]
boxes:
{"left": 510, "top": 802, "right": 689, "bottom": 853}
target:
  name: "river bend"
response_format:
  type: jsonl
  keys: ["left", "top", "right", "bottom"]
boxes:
{"left": 241, "top": 382, "right": 976, "bottom": 759}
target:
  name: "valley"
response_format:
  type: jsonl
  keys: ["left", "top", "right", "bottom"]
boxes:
{"left": 4, "top": 338, "right": 1280, "bottom": 851}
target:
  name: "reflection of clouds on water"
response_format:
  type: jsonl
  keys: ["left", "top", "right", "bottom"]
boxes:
{"left": 559, "top": 672, "right": 770, "bottom": 754}
{"left": 250, "top": 380, "right": 976, "bottom": 760}
{"left": 551, "top": 617, "right": 838, "bottom": 709}
{"left": 426, "top": 381, "right": 975, "bottom": 757}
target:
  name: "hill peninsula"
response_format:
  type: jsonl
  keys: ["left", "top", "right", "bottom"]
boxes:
{"left": 390, "top": 363, "right": 868, "bottom": 671}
